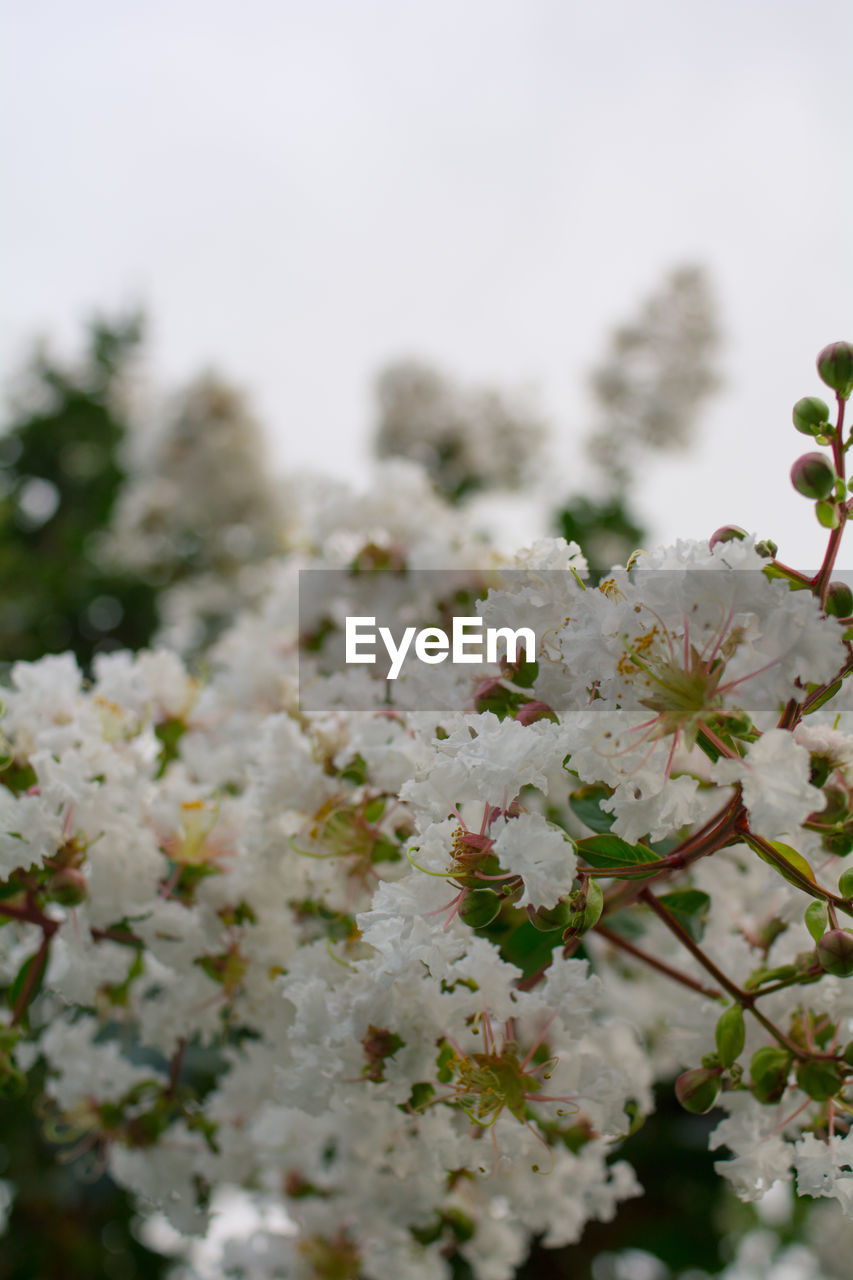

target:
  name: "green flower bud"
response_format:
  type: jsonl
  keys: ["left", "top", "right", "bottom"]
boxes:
{"left": 796, "top": 1060, "right": 843, "bottom": 1101}
{"left": 792, "top": 396, "right": 831, "bottom": 436}
{"left": 528, "top": 899, "right": 573, "bottom": 933}
{"left": 709, "top": 525, "right": 747, "bottom": 550}
{"left": 48, "top": 867, "right": 87, "bottom": 907}
{"left": 675, "top": 1067, "right": 721, "bottom": 1114}
{"left": 838, "top": 869, "right": 853, "bottom": 900}
{"left": 817, "top": 342, "right": 853, "bottom": 400}
{"left": 817, "top": 929, "right": 853, "bottom": 977}
{"left": 754, "top": 538, "right": 778, "bottom": 559}
{"left": 515, "top": 700, "right": 558, "bottom": 726}
{"left": 791, "top": 453, "right": 836, "bottom": 500}
{"left": 750, "top": 1046, "right": 792, "bottom": 1103}
{"left": 560, "top": 878, "right": 604, "bottom": 940}
{"left": 715, "top": 1004, "right": 746, "bottom": 1068}
{"left": 826, "top": 582, "right": 853, "bottom": 619}
{"left": 459, "top": 889, "right": 502, "bottom": 929}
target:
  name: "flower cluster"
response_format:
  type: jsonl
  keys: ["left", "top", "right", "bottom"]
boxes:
{"left": 1, "top": 344, "right": 853, "bottom": 1278}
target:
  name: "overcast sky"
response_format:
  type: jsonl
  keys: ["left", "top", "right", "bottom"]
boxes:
{"left": 2, "top": 0, "right": 852, "bottom": 567}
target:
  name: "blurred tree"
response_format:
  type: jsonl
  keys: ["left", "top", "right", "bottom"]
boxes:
{"left": 0, "top": 1066, "right": 170, "bottom": 1280}
{"left": 105, "top": 371, "right": 282, "bottom": 649}
{"left": 0, "top": 313, "right": 159, "bottom": 666}
{"left": 374, "top": 359, "right": 546, "bottom": 503}
{"left": 0, "top": 317, "right": 170, "bottom": 1278}
{"left": 556, "top": 264, "right": 721, "bottom": 576}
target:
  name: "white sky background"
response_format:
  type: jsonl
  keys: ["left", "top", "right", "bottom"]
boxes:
{"left": 1, "top": 0, "right": 852, "bottom": 568}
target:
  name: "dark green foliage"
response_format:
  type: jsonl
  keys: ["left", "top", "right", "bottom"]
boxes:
{"left": 0, "top": 1066, "right": 169, "bottom": 1280}
{"left": 556, "top": 494, "right": 645, "bottom": 582}
{"left": 0, "top": 314, "right": 158, "bottom": 666}
{"left": 517, "top": 1084, "right": 749, "bottom": 1279}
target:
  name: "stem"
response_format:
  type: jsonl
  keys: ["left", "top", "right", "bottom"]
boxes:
{"left": 769, "top": 561, "right": 813, "bottom": 587}
{"left": 812, "top": 395, "right": 848, "bottom": 607}
{"left": 640, "top": 889, "right": 746, "bottom": 1003}
{"left": 166, "top": 1037, "right": 187, "bottom": 1098}
{"left": 11, "top": 933, "right": 49, "bottom": 1026}
{"left": 640, "top": 888, "right": 808, "bottom": 1059}
{"left": 0, "top": 898, "right": 59, "bottom": 937}
{"left": 594, "top": 923, "right": 723, "bottom": 999}
{"left": 602, "top": 797, "right": 743, "bottom": 916}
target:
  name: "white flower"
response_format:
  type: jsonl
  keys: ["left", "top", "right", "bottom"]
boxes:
{"left": 712, "top": 729, "right": 824, "bottom": 840}
{"left": 492, "top": 812, "right": 576, "bottom": 909}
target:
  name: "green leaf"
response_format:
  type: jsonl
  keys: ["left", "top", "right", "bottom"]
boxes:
{"left": 805, "top": 679, "right": 843, "bottom": 715}
{"left": 838, "top": 868, "right": 853, "bottom": 900}
{"left": 817, "top": 500, "right": 841, "bottom": 529}
{"left": 499, "top": 918, "right": 564, "bottom": 979}
{"left": 371, "top": 834, "right": 401, "bottom": 865}
{"left": 363, "top": 796, "right": 386, "bottom": 825}
{"left": 796, "top": 1060, "right": 842, "bottom": 1101}
{"left": 569, "top": 785, "right": 616, "bottom": 834}
{"left": 657, "top": 889, "right": 711, "bottom": 942}
{"left": 8, "top": 945, "right": 48, "bottom": 1021}
{"left": 762, "top": 563, "right": 811, "bottom": 591}
{"left": 577, "top": 834, "right": 660, "bottom": 875}
{"left": 751, "top": 840, "right": 816, "bottom": 891}
{"left": 714, "top": 1004, "right": 745, "bottom": 1068}
{"left": 805, "top": 901, "right": 829, "bottom": 942}
{"left": 404, "top": 1082, "right": 436, "bottom": 1114}
{"left": 436, "top": 1042, "right": 456, "bottom": 1084}
{"left": 512, "top": 659, "right": 539, "bottom": 689}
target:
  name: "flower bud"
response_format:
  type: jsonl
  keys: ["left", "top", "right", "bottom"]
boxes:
{"left": 754, "top": 538, "right": 778, "bottom": 559}
{"left": 750, "top": 1046, "right": 792, "bottom": 1103}
{"left": 817, "top": 342, "right": 853, "bottom": 400}
{"left": 790, "top": 452, "right": 836, "bottom": 500}
{"left": 828, "top": 832, "right": 853, "bottom": 857}
{"left": 709, "top": 525, "right": 747, "bottom": 550}
{"left": 826, "top": 581, "right": 853, "bottom": 619}
{"left": 528, "top": 899, "right": 573, "bottom": 933}
{"left": 715, "top": 1004, "right": 745, "bottom": 1068}
{"left": 817, "top": 928, "right": 853, "bottom": 977}
{"left": 48, "top": 867, "right": 87, "bottom": 907}
{"left": 675, "top": 1067, "right": 721, "bottom": 1114}
{"left": 515, "top": 700, "right": 558, "bottom": 726}
{"left": 839, "top": 868, "right": 853, "bottom": 900}
{"left": 792, "top": 396, "right": 831, "bottom": 436}
{"left": 459, "top": 889, "right": 502, "bottom": 929}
